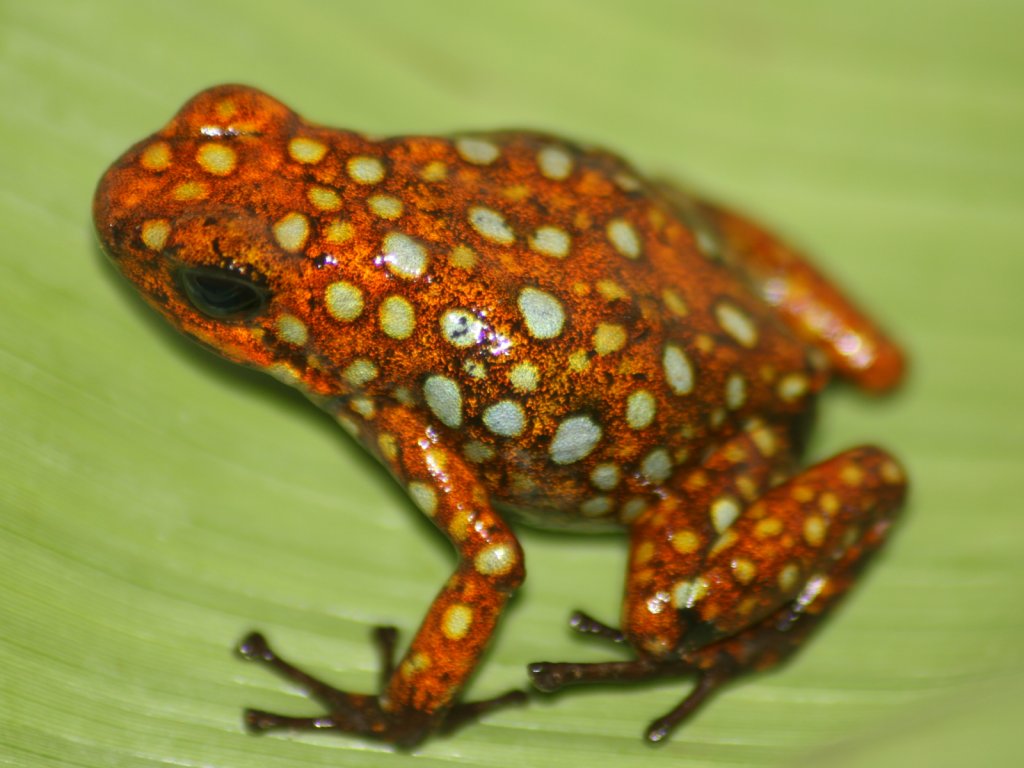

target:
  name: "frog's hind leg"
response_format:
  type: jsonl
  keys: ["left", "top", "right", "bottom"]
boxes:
{"left": 662, "top": 184, "right": 906, "bottom": 393}
{"left": 529, "top": 428, "right": 906, "bottom": 743}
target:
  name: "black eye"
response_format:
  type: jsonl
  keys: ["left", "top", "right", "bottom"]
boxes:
{"left": 177, "top": 266, "right": 269, "bottom": 320}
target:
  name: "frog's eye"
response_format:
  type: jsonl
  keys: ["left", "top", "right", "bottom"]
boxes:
{"left": 177, "top": 266, "right": 270, "bottom": 320}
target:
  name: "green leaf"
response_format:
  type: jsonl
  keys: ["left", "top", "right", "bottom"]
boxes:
{"left": 3, "top": 1, "right": 1022, "bottom": 766}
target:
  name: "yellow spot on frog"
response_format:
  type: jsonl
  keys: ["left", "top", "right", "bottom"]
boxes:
{"left": 593, "top": 323, "right": 627, "bottom": 355}
{"left": 140, "top": 141, "right": 172, "bottom": 171}
{"left": 141, "top": 219, "right": 171, "bottom": 251}
{"left": 273, "top": 212, "right": 310, "bottom": 252}
{"left": 325, "top": 219, "right": 354, "bottom": 244}
{"left": 288, "top": 137, "right": 328, "bottom": 164}
{"left": 172, "top": 180, "right": 208, "bottom": 201}
{"left": 308, "top": 186, "right": 342, "bottom": 211}
{"left": 275, "top": 314, "right": 308, "bottom": 346}
{"left": 442, "top": 604, "right": 473, "bottom": 640}
{"left": 196, "top": 143, "right": 237, "bottom": 175}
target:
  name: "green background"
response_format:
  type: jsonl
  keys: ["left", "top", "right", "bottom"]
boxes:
{"left": 3, "top": 1, "right": 1022, "bottom": 766}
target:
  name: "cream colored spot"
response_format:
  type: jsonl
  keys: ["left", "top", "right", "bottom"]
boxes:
{"left": 778, "top": 373, "right": 809, "bottom": 402}
{"left": 369, "top": 194, "right": 403, "bottom": 219}
{"left": 804, "top": 515, "right": 827, "bottom": 547}
{"left": 607, "top": 218, "right": 642, "bottom": 259}
{"left": 778, "top": 563, "right": 800, "bottom": 593}
{"left": 518, "top": 287, "right": 565, "bottom": 339}
{"left": 343, "top": 359, "right": 378, "bottom": 387}
{"left": 550, "top": 415, "right": 602, "bottom": 465}
{"left": 626, "top": 390, "right": 656, "bottom": 430}
{"left": 380, "top": 295, "right": 415, "bottom": 339}
{"left": 590, "top": 463, "right": 620, "bottom": 491}
{"left": 819, "top": 492, "right": 840, "bottom": 515}
{"left": 378, "top": 433, "right": 398, "bottom": 462}
{"left": 347, "top": 155, "right": 385, "bottom": 184}
{"left": 172, "top": 181, "right": 208, "bottom": 201}
{"left": 725, "top": 374, "right": 747, "bottom": 410}
{"left": 196, "top": 143, "right": 236, "bottom": 175}
{"left": 509, "top": 362, "right": 539, "bottom": 393}
{"left": 663, "top": 289, "right": 688, "bottom": 316}
{"left": 275, "top": 314, "right": 308, "bottom": 346}
{"left": 732, "top": 558, "right": 758, "bottom": 585}
{"left": 580, "top": 496, "right": 613, "bottom": 517}
{"left": 474, "top": 543, "right": 517, "bottom": 576}
{"left": 463, "top": 440, "right": 495, "bottom": 463}
{"left": 482, "top": 400, "right": 526, "bottom": 437}
{"left": 400, "top": 651, "right": 432, "bottom": 679}
{"left": 568, "top": 349, "right": 590, "bottom": 372}
{"left": 307, "top": 186, "right": 341, "bottom": 210}
{"left": 408, "top": 482, "right": 438, "bottom": 516}
{"left": 325, "top": 219, "right": 354, "bottom": 244}
{"left": 502, "top": 184, "right": 530, "bottom": 201}
{"left": 273, "top": 212, "right": 309, "bottom": 253}
{"left": 325, "top": 281, "right": 364, "bottom": 322}
{"left": 469, "top": 206, "right": 515, "bottom": 244}
{"left": 596, "top": 280, "right": 629, "bottom": 301}
{"left": 441, "top": 309, "right": 484, "bottom": 348}
{"left": 881, "top": 460, "right": 905, "bottom": 485}
{"left": 634, "top": 541, "right": 654, "bottom": 565}
{"left": 349, "top": 397, "right": 375, "bottom": 419}
{"left": 641, "top": 448, "right": 672, "bottom": 484}
{"left": 710, "top": 529, "right": 738, "bottom": 557}
{"left": 423, "top": 375, "right": 462, "bottom": 428}
{"left": 141, "top": 219, "right": 170, "bottom": 251}
{"left": 755, "top": 517, "right": 783, "bottom": 538}
{"left": 671, "top": 529, "right": 701, "bottom": 555}
{"left": 715, "top": 301, "right": 759, "bottom": 348}
{"left": 456, "top": 137, "right": 500, "bottom": 165}
{"left": 442, "top": 604, "right": 473, "bottom": 640}
{"left": 663, "top": 344, "right": 695, "bottom": 395}
{"left": 449, "top": 244, "right": 477, "bottom": 269}
{"left": 621, "top": 498, "right": 648, "bottom": 522}
{"left": 420, "top": 160, "right": 447, "bottom": 182}
{"left": 529, "top": 226, "right": 571, "bottom": 258}
{"left": 841, "top": 464, "right": 865, "bottom": 486}
{"left": 267, "top": 362, "right": 300, "bottom": 386}
{"left": 463, "top": 359, "right": 486, "bottom": 379}
{"left": 289, "top": 137, "right": 327, "bottom": 164}
{"left": 749, "top": 423, "right": 778, "bottom": 457}
{"left": 672, "top": 578, "right": 708, "bottom": 610}
{"left": 381, "top": 232, "right": 427, "bottom": 279}
{"left": 593, "top": 323, "right": 627, "bottom": 355}
{"left": 537, "top": 145, "right": 573, "bottom": 180}
{"left": 711, "top": 496, "right": 740, "bottom": 533}
{"left": 140, "top": 141, "right": 171, "bottom": 171}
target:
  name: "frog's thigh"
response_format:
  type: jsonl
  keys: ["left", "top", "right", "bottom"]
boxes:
{"left": 627, "top": 444, "right": 906, "bottom": 661}
{"left": 662, "top": 184, "right": 905, "bottom": 392}
{"left": 372, "top": 405, "right": 525, "bottom": 717}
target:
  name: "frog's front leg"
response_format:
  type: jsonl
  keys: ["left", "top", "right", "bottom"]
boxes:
{"left": 530, "top": 430, "right": 906, "bottom": 743}
{"left": 239, "top": 404, "right": 526, "bottom": 748}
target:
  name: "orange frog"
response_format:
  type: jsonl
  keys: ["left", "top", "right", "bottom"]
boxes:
{"left": 93, "top": 85, "right": 907, "bottom": 747}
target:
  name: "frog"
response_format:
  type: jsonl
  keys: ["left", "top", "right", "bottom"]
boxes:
{"left": 92, "top": 84, "right": 908, "bottom": 748}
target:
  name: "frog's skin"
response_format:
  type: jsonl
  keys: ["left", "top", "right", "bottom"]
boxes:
{"left": 93, "top": 85, "right": 907, "bottom": 747}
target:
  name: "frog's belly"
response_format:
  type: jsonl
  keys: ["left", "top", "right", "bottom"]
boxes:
{"left": 494, "top": 499, "right": 626, "bottom": 532}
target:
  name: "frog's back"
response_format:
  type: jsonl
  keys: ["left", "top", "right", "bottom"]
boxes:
{"left": 94, "top": 85, "right": 824, "bottom": 531}
{"left": 336, "top": 129, "right": 824, "bottom": 529}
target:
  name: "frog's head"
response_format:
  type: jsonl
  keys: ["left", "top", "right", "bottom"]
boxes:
{"left": 93, "top": 85, "right": 349, "bottom": 396}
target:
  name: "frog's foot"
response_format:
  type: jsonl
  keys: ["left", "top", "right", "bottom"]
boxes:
{"left": 239, "top": 630, "right": 527, "bottom": 748}
{"left": 529, "top": 612, "right": 730, "bottom": 743}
